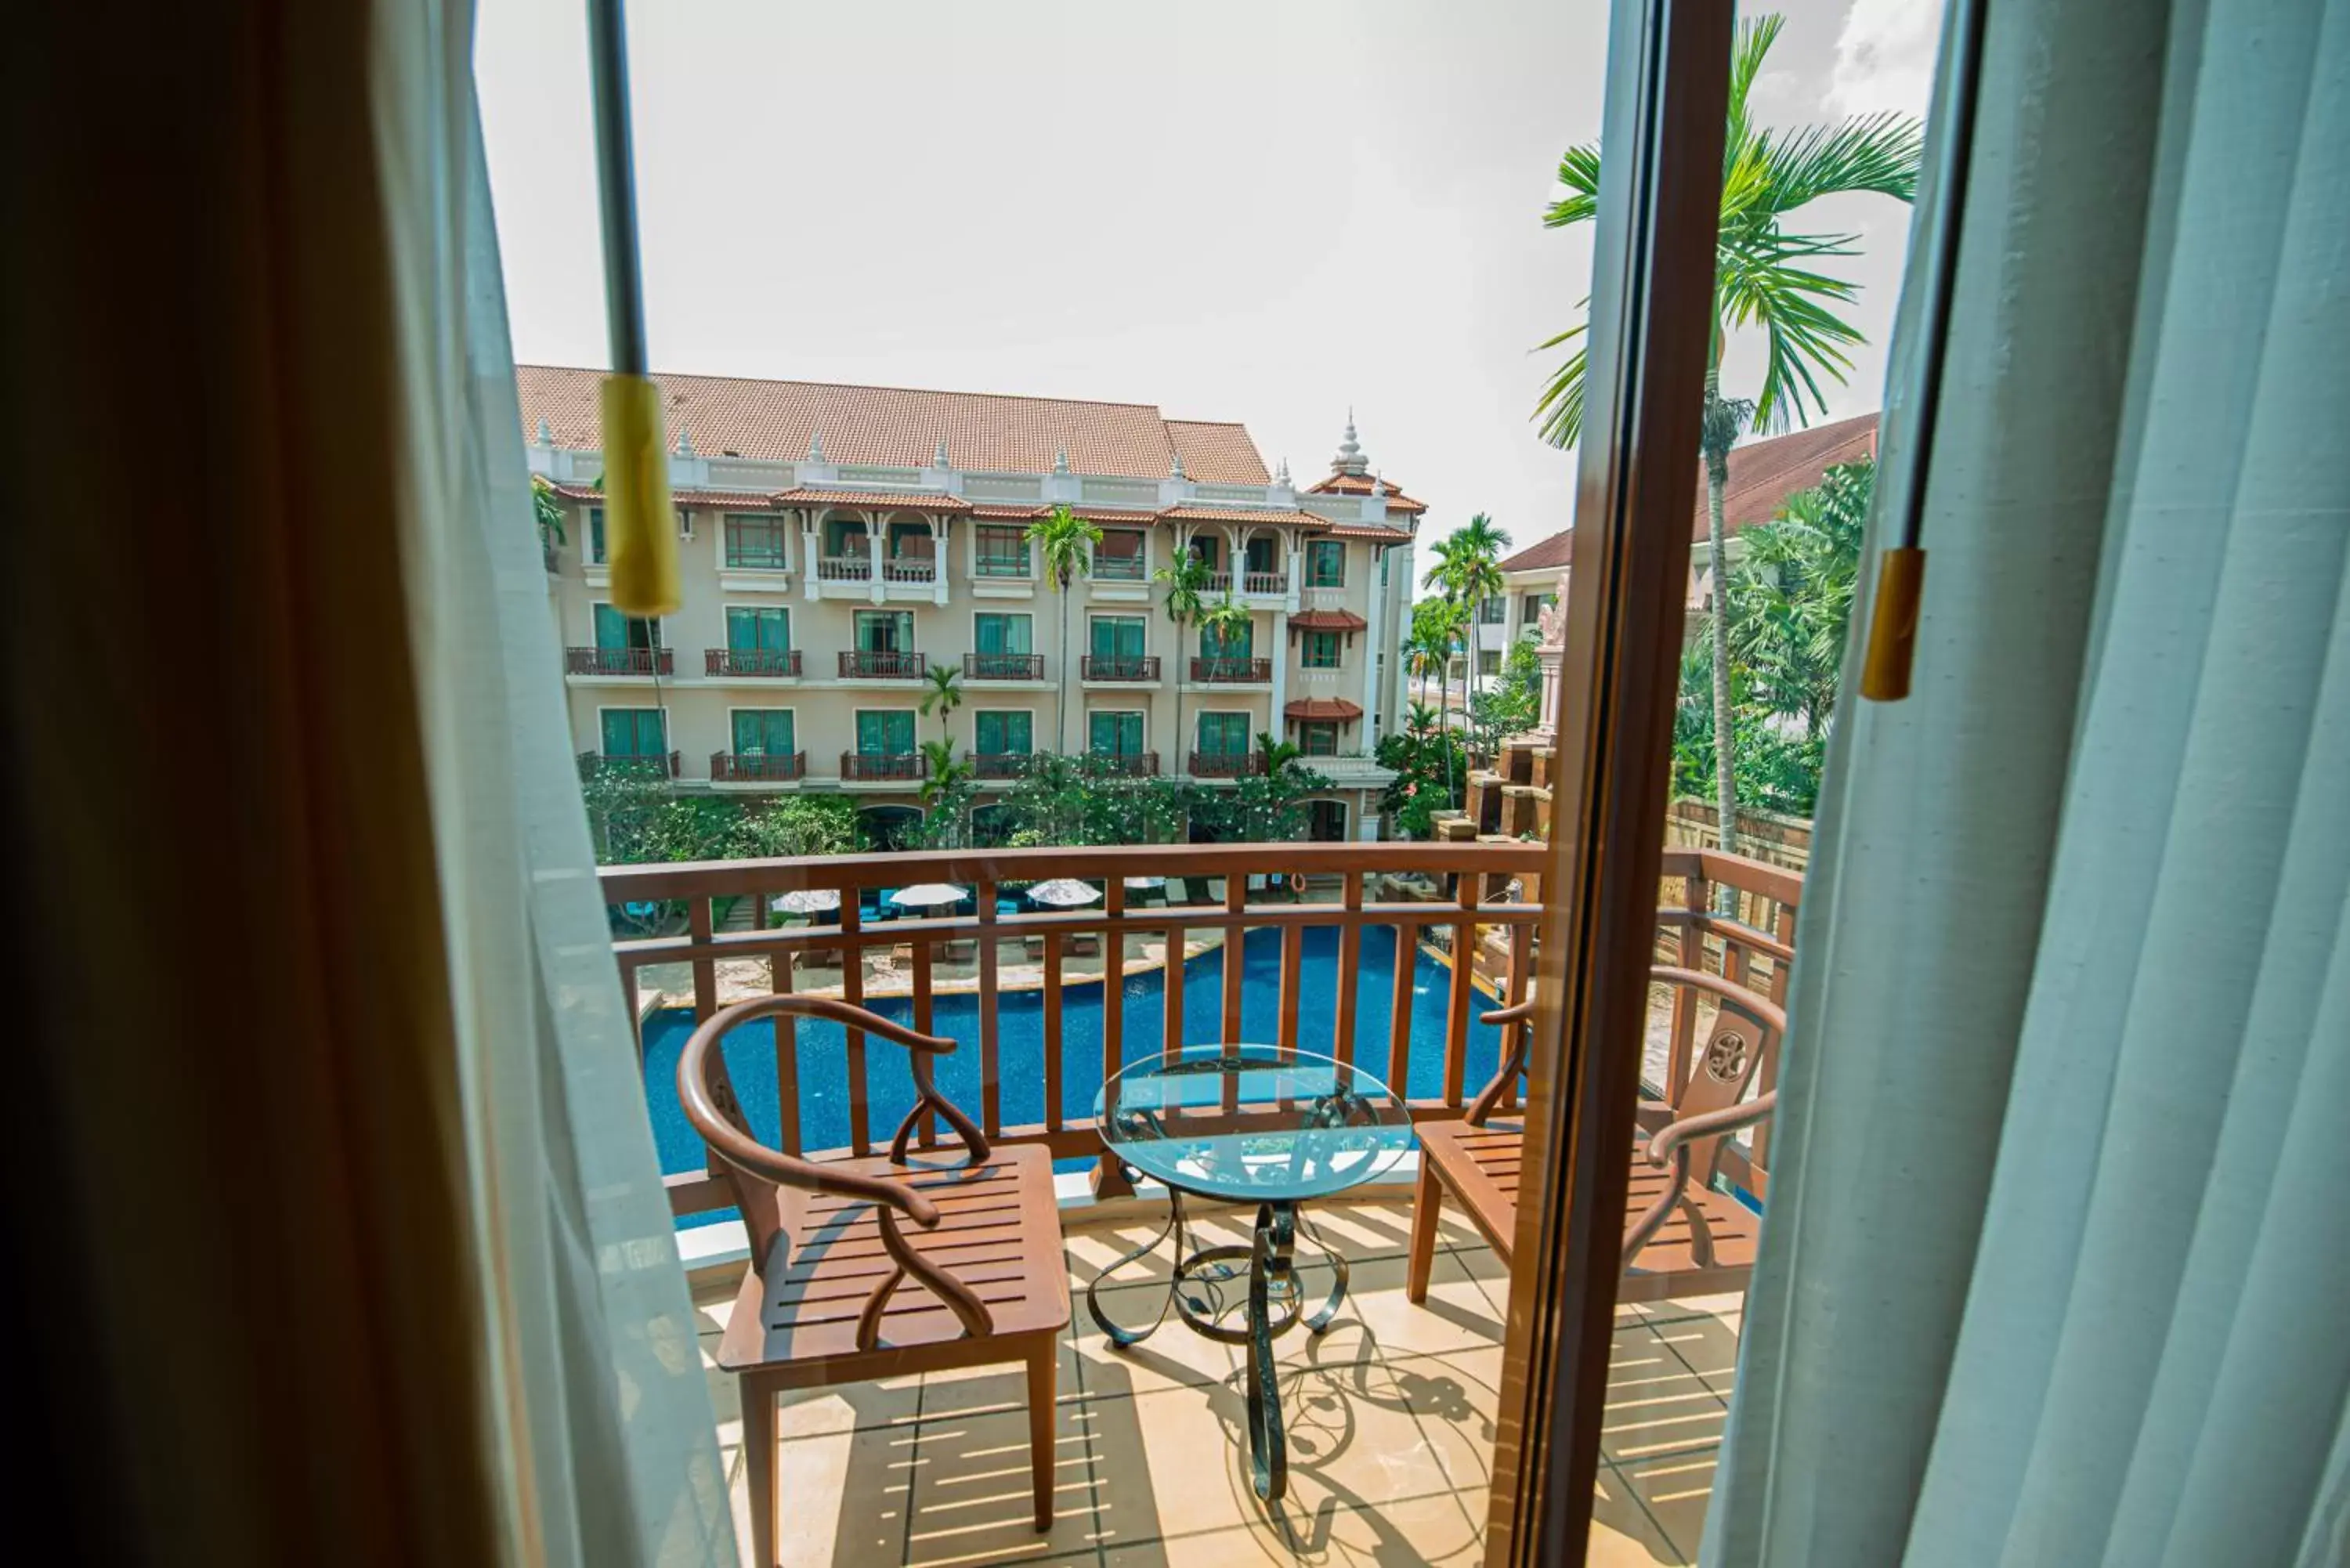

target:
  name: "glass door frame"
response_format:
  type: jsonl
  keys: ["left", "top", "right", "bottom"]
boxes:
{"left": 1488, "top": 0, "right": 1734, "bottom": 1563}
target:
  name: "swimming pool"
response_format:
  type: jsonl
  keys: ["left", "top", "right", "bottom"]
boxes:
{"left": 640, "top": 925, "right": 1506, "bottom": 1225}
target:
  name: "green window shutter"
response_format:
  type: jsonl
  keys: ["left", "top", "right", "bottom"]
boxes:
{"left": 589, "top": 508, "right": 606, "bottom": 564}
{"left": 860, "top": 710, "right": 914, "bottom": 753}
{"left": 734, "top": 710, "right": 793, "bottom": 755}
{"left": 1198, "top": 713, "right": 1248, "bottom": 754}
{"left": 768, "top": 609, "right": 790, "bottom": 651}
{"left": 732, "top": 711, "right": 761, "bottom": 754}
{"left": 977, "top": 711, "right": 1030, "bottom": 754}
{"left": 1090, "top": 618, "right": 1115, "bottom": 658}
{"left": 1089, "top": 712, "right": 1140, "bottom": 754}
{"left": 600, "top": 709, "right": 631, "bottom": 754}
{"left": 594, "top": 603, "right": 627, "bottom": 649}
{"left": 726, "top": 607, "right": 756, "bottom": 652}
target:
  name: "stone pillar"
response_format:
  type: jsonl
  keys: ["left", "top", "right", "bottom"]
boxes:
{"left": 1360, "top": 543, "right": 1385, "bottom": 747}
{"left": 801, "top": 514, "right": 822, "bottom": 602}
{"left": 930, "top": 516, "right": 949, "bottom": 607}
{"left": 1268, "top": 606, "right": 1288, "bottom": 739}
{"left": 866, "top": 521, "right": 886, "bottom": 606}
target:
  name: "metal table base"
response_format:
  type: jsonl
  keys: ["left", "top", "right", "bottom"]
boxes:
{"left": 1086, "top": 1180, "right": 1350, "bottom": 1501}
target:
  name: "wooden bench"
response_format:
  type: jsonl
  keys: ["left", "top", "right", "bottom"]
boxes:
{"left": 1408, "top": 966, "right": 1785, "bottom": 1306}
{"left": 678, "top": 995, "right": 1070, "bottom": 1562}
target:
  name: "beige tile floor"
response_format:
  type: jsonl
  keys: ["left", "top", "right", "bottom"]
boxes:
{"left": 697, "top": 1195, "right": 1741, "bottom": 1568}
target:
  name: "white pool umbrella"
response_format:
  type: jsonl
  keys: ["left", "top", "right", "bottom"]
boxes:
{"left": 1122, "top": 875, "right": 1167, "bottom": 890}
{"left": 1028, "top": 877, "right": 1102, "bottom": 908}
{"left": 890, "top": 883, "right": 967, "bottom": 909}
{"left": 772, "top": 888, "right": 841, "bottom": 917}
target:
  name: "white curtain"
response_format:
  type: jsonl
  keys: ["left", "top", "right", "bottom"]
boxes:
{"left": 1706, "top": 0, "right": 2349, "bottom": 1563}
{"left": 376, "top": 5, "right": 736, "bottom": 1565}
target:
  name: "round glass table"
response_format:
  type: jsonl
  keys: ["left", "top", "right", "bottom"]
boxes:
{"left": 1091, "top": 1046, "right": 1415, "bottom": 1501}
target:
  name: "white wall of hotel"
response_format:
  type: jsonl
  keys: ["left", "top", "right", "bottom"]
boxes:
{"left": 533, "top": 439, "right": 1413, "bottom": 839}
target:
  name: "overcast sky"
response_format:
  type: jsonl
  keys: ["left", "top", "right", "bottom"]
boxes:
{"left": 476, "top": 0, "right": 1944, "bottom": 559}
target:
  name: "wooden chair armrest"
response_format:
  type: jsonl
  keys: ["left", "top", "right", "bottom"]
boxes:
{"left": 1465, "top": 999, "right": 1536, "bottom": 1125}
{"left": 1643, "top": 1091, "right": 1777, "bottom": 1165}
{"left": 1479, "top": 999, "right": 1536, "bottom": 1028}
{"left": 678, "top": 995, "right": 991, "bottom": 1228}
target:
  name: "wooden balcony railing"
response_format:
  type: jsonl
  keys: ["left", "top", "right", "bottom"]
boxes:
{"left": 1086, "top": 751, "right": 1159, "bottom": 777}
{"left": 970, "top": 753, "right": 1035, "bottom": 780}
{"left": 601, "top": 844, "right": 1799, "bottom": 1222}
{"left": 840, "top": 751, "right": 922, "bottom": 781}
{"left": 579, "top": 749, "right": 681, "bottom": 779}
{"left": 1242, "top": 570, "right": 1286, "bottom": 595}
{"left": 839, "top": 650, "right": 924, "bottom": 679}
{"left": 710, "top": 750, "right": 807, "bottom": 782}
{"left": 964, "top": 652, "right": 1044, "bottom": 681}
{"left": 705, "top": 648, "right": 804, "bottom": 678}
{"left": 566, "top": 645, "right": 673, "bottom": 677}
{"left": 1188, "top": 750, "right": 1266, "bottom": 779}
{"left": 816, "top": 555, "right": 873, "bottom": 581}
{"left": 1190, "top": 656, "right": 1271, "bottom": 684}
{"left": 1081, "top": 654, "right": 1159, "bottom": 682}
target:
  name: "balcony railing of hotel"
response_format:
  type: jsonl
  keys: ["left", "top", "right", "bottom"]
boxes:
{"left": 839, "top": 751, "right": 923, "bottom": 782}
{"left": 704, "top": 648, "right": 804, "bottom": 678}
{"left": 566, "top": 645, "right": 674, "bottom": 677}
{"left": 838, "top": 649, "right": 924, "bottom": 679}
{"left": 1242, "top": 570, "right": 1286, "bottom": 595}
{"left": 964, "top": 652, "right": 1045, "bottom": 681}
{"left": 578, "top": 749, "right": 682, "bottom": 779}
{"left": 1188, "top": 750, "right": 1267, "bottom": 779}
{"left": 1190, "top": 656, "right": 1271, "bottom": 683}
{"left": 710, "top": 750, "right": 808, "bottom": 782}
{"left": 1081, "top": 653, "right": 1159, "bottom": 681}
{"left": 970, "top": 752, "right": 1035, "bottom": 780}
{"left": 974, "top": 552, "right": 1029, "bottom": 578}
{"left": 883, "top": 556, "right": 937, "bottom": 584}
{"left": 816, "top": 555, "right": 872, "bottom": 582}
{"left": 1198, "top": 570, "right": 1233, "bottom": 593}
{"left": 1093, "top": 551, "right": 1147, "bottom": 581}
{"left": 1087, "top": 751, "right": 1159, "bottom": 777}
{"left": 598, "top": 844, "right": 1799, "bottom": 1210}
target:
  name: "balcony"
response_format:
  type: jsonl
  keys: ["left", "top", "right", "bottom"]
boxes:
{"left": 816, "top": 554, "right": 873, "bottom": 582}
{"left": 1081, "top": 653, "right": 1160, "bottom": 682}
{"left": 1084, "top": 750, "right": 1159, "bottom": 776}
{"left": 1188, "top": 749, "right": 1266, "bottom": 779}
{"left": 1189, "top": 656, "right": 1271, "bottom": 684}
{"left": 883, "top": 556, "right": 937, "bottom": 585}
{"left": 566, "top": 645, "right": 673, "bottom": 677}
{"left": 839, "top": 750, "right": 921, "bottom": 782}
{"left": 1242, "top": 569, "right": 1287, "bottom": 596}
{"left": 970, "top": 752, "right": 1035, "bottom": 779}
{"left": 963, "top": 652, "right": 1045, "bottom": 681}
{"left": 839, "top": 649, "right": 924, "bottom": 680}
{"left": 710, "top": 750, "right": 806, "bottom": 782}
{"left": 703, "top": 648, "right": 803, "bottom": 678}
{"left": 606, "top": 844, "right": 1795, "bottom": 1568}
{"left": 576, "top": 749, "right": 679, "bottom": 778}
{"left": 1198, "top": 569, "right": 1233, "bottom": 593}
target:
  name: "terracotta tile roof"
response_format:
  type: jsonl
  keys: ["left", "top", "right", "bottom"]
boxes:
{"left": 516, "top": 364, "right": 1271, "bottom": 483}
{"left": 770, "top": 489, "right": 972, "bottom": 512}
{"left": 1291, "top": 609, "right": 1368, "bottom": 632}
{"left": 1285, "top": 698, "right": 1364, "bottom": 721}
{"left": 1305, "top": 472, "right": 1427, "bottom": 512}
{"left": 1159, "top": 505, "right": 1329, "bottom": 526}
{"left": 1166, "top": 421, "right": 1271, "bottom": 485}
{"left": 968, "top": 503, "right": 1047, "bottom": 520}
{"left": 1497, "top": 413, "right": 1879, "bottom": 576}
{"left": 1321, "top": 522, "right": 1415, "bottom": 542}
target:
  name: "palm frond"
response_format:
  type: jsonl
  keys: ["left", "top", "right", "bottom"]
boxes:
{"left": 1755, "top": 113, "right": 1925, "bottom": 211}
{"left": 1544, "top": 143, "right": 1603, "bottom": 229}
{"left": 1533, "top": 320, "right": 1589, "bottom": 450}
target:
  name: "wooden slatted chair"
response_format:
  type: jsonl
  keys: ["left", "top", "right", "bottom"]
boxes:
{"left": 678, "top": 995, "right": 1069, "bottom": 1562}
{"left": 1407, "top": 966, "right": 1785, "bottom": 1306}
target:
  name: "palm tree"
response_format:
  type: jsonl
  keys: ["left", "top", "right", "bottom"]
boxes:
{"left": 1155, "top": 548, "right": 1213, "bottom": 779}
{"left": 917, "top": 738, "right": 975, "bottom": 847}
{"left": 1535, "top": 11, "right": 1919, "bottom": 856}
{"left": 1192, "top": 594, "right": 1255, "bottom": 766}
{"left": 1435, "top": 514, "right": 1512, "bottom": 739}
{"left": 918, "top": 662, "right": 964, "bottom": 747}
{"left": 1407, "top": 595, "right": 1469, "bottom": 806}
{"left": 1026, "top": 504, "right": 1103, "bottom": 753}
{"left": 1401, "top": 617, "right": 1453, "bottom": 811}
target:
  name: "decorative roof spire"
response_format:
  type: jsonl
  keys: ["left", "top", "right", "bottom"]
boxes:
{"left": 1332, "top": 410, "right": 1368, "bottom": 476}
{"left": 1275, "top": 455, "right": 1292, "bottom": 487}
{"left": 1053, "top": 446, "right": 1071, "bottom": 475}
{"left": 1170, "top": 450, "right": 1186, "bottom": 479}
{"left": 534, "top": 418, "right": 553, "bottom": 446}
{"left": 674, "top": 426, "right": 694, "bottom": 457}
{"left": 807, "top": 429, "right": 824, "bottom": 463}
{"left": 935, "top": 439, "right": 952, "bottom": 469}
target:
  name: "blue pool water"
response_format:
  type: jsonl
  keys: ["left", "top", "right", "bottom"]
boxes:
{"left": 641, "top": 926, "right": 1504, "bottom": 1227}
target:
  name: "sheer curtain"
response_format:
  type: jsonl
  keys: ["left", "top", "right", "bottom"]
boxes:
{"left": 379, "top": 5, "right": 736, "bottom": 1565}
{"left": 1706, "top": 0, "right": 2348, "bottom": 1563}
